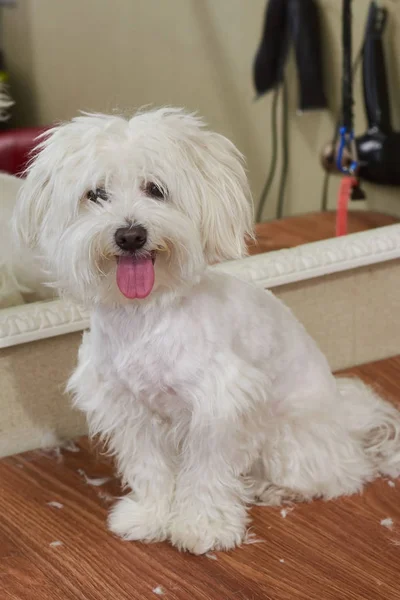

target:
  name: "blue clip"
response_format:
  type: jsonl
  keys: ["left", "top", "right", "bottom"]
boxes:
{"left": 336, "top": 126, "right": 358, "bottom": 174}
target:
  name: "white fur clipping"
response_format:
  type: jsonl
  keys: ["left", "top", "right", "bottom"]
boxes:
{"left": 381, "top": 518, "right": 394, "bottom": 529}
{"left": 152, "top": 586, "right": 165, "bottom": 595}
{"left": 77, "top": 469, "right": 110, "bottom": 486}
{"left": 47, "top": 501, "right": 64, "bottom": 509}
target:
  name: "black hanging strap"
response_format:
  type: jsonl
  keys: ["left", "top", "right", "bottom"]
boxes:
{"left": 337, "top": 0, "right": 358, "bottom": 174}
{"left": 341, "top": 0, "right": 354, "bottom": 132}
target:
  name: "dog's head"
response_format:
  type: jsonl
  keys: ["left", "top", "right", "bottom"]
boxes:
{"left": 13, "top": 108, "right": 253, "bottom": 305}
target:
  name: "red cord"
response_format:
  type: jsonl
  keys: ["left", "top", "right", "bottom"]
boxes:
{"left": 336, "top": 176, "right": 357, "bottom": 236}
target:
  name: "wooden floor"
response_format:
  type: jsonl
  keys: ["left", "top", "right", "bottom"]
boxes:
{"left": 1, "top": 356, "right": 400, "bottom": 600}
{"left": 251, "top": 211, "right": 398, "bottom": 254}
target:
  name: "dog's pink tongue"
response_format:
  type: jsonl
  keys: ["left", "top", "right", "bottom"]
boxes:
{"left": 116, "top": 256, "right": 155, "bottom": 299}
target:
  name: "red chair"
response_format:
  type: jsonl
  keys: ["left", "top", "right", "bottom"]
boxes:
{"left": 0, "top": 126, "right": 48, "bottom": 176}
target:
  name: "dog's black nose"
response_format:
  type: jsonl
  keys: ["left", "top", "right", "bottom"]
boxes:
{"left": 115, "top": 225, "right": 147, "bottom": 252}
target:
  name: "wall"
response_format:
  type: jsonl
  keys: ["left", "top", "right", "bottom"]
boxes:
{"left": 2, "top": 0, "right": 400, "bottom": 218}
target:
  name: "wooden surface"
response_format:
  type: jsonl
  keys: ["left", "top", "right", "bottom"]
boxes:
{"left": 251, "top": 211, "right": 399, "bottom": 254}
{"left": 1, "top": 357, "right": 400, "bottom": 599}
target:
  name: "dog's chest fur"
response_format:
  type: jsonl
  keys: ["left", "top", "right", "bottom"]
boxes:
{"left": 91, "top": 296, "right": 223, "bottom": 418}
{"left": 86, "top": 273, "right": 320, "bottom": 420}
{"left": 76, "top": 273, "right": 335, "bottom": 429}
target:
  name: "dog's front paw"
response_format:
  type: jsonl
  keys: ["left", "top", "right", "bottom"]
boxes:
{"left": 169, "top": 511, "right": 246, "bottom": 554}
{"left": 108, "top": 495, "right": 169, "bottom": 542}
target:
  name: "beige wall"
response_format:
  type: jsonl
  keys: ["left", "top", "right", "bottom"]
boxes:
{"left": 2, "top": 0, "right": 400, "bottom": 217}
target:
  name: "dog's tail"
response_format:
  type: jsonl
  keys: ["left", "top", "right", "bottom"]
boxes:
{"left": 336, "top": 377, "right": 400, "bottom": 479}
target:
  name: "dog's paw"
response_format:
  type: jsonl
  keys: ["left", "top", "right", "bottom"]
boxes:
{"left": 255, "top": 483, "right": 307, "bottom": 506}
{"left": 108, "top": 495, "right": 169, "bottom": 542}
{"left": 169, "top": 513, "right": 246, "bottom": 554}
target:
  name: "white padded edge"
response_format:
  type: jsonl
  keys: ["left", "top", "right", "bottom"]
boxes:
{"left": 1, "top": 223, "right": 400, "bottom": 349}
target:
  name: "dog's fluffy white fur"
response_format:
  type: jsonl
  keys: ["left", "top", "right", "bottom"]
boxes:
{"left": 13, "top": 107, "right": 400, "bottom": 554}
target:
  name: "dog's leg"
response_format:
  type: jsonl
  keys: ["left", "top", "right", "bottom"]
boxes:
{"left": 245, "top": 456, "right": 307, "bottom": 506}
{"left": 254, "top": 482, "right": 309, "bottom": 506}
{"left": 257, "top": 388, "right": 400, "bottom": 504}
{"left": 263, "top": 411, "right": 380, "bottom": 503}
{"left": 70, "top": 334, "right": 176, "bottom": 543}
{"left": 168, "top": 418, "right": 254, "bottom": 554}
{"left": 108, "top": 410, "right": 176, "bottom": 542}
{"left": 251, "top": 378, "right": 400, "bottom": 506}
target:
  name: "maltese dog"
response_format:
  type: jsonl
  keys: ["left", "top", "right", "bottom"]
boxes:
{"left": 13, "top": 108, "right": 400, "bottom": 554}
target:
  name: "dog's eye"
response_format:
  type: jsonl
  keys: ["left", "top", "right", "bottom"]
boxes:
{"left": 144, "top": 181, "right": 166, "bottom": 200}
{"left": 87, "top": 188, "right": 108, "bottom": 203}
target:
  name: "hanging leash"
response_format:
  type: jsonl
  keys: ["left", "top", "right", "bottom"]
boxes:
{"left": 337, "top": 0, "right": 357, "bottom": 176}
{"left": 336, "top": 176, "right": 358, "bottom": 236}
{"left": 336, "top": 0, "right": 365, "bottom": 236}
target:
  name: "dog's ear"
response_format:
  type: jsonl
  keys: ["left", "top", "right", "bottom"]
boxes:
{"left": 195, "top": 131, "right": 254, "bottom": 263}
{"left": 12, "top": 132, "right": 55, "bottom": 249}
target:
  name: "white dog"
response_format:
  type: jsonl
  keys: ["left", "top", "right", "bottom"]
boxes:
{"left": 13, "top": 108, "right": 400, "bottom": 554}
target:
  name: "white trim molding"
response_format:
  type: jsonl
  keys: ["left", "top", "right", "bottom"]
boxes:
{"left": 214, "top": 222, "right": 400, "bottom": 287}
{"left": 0, "top": 299, "right": 89, "bottom": 349}
{"left": 1, "top": 223, "right": 400, "bottom": 349}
